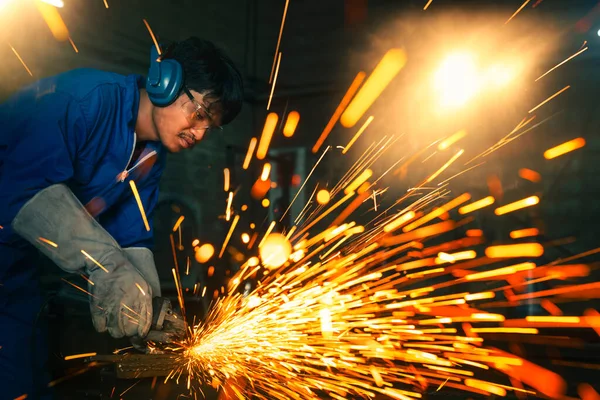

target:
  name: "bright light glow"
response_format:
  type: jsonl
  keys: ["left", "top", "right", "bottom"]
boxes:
{"left": 434, "top": 53, "right": 480, "bottom": 108}
{"left": 262, "top": 198, "right": 270, "bottom": 208}
{"left": 195, "top": 243, "right": 215, "bottom": 263}
{"left": 40, "top": 0, "right": 64, "bottom": 7}
{"left": 486, "top": 64, "right": 514, "bottom": 87}
{"left": 259, "top": 233, "right": 292, "bottom": 269}
{"left": 597, "top": 29, "right": 600, "bottom": 37}
{"left": 316, "top": 189, "right": 330, "bottom": 205}
{"left": 241, "top": 233, "right": 250, "bottom": 244}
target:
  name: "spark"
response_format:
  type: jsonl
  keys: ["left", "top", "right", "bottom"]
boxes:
{"left": 258, "top": 221, "right": 276, "bottom": 248}
{"left": 544, "top": 137, "right": 586, "bottom": 159}
{"left": 172, "top": 215, "right": 185, "bottom": 232}
{"left": 494, "top": 195, "right": 539, "bottom": 215}
{"left": 505, "top": 0, "right": 530, "bottom": 25}
{"left": 103, "top": 0, "right": 109, "bottom": 7}
{"left": 129, "top": 180, "right": 150, "bottom": 231}
{"left": 143, "top": 19, "right": 161, "bottom": 56}
{"left": 226, "top": 191, "right": 233, "bottom": 221}
{"left": 135, "top": 283, "right": 146, "bottom": 296}
{"left": 341, "top": 49, "right": 407, "bottom": 128}
{"left": 458, "top": 196, "right": 495, "bottom": 215}
{"left": 257, "top": 113, "right": 279, "bottom": 159}
{"left": 342, "top": 116, "right": 374, "bottom": 154}
{"left": 528, "top": 85, "right": 570, "bottom": 114}
{"left": 68, "top": 37, "right": 79, "bottom": 53}
{"left": 438, "top": 130, "right": 467, "bottom": 151}
{"left": 64, "top": 352, "right": 97, "bottom": 361}
{"left": 269, "top": 0, "right": 289, "bottom": 84}
{"left": 260, "top": 163, "right": 271, "bottom": 181}
{"left": 536, "top": 47, "right": 588, "bottom": 81}
{"left": 267, "top": 52, "right": 282, "bottom": 110}
{"left": 424, "top": 0, "right": 434, "bottom": 11}
{"left": 120, "top": 380, "right": 142, "bottom": 396}
{"left": 61, "top": 278, "right": 95, "bottom": 297}
{"left": 219, "top": 215, "right": 240, "bottom": 258}
{"left": 8, "top": 42, "right": 33, "bottom": 76}
{"left": 80, "top": 274, "right": 94, "bottom": 286}
{"left": 425, "top": 149, "right": 464, "bottom": 183}
{"left": 510, "top": 228, "right": 539, "bottom": 239}
{"left": 242, "top": 137, "right": 258, "bottom": 170}
{"left": 283, "top": 111, "right": 300, "bottom": 137}
{"left": 80, "top": 250, "right": 109, "bottom": 273}
{"left": 313, "top": 72, "right": 366, "bottom": 153}
{"left": 38, "top": 237, "right": 58, "bottom": 247}
{"left": 223, "top": 168, "right": 230, "bottom": 191}
{"left": 485, "top": 244, "right": 544, "bottom": 258}
{"left": 344, "top": 168, "right": 372, "bottom": 195}
{"left": 518, "top": 168, "right": 541, "bottom": 182}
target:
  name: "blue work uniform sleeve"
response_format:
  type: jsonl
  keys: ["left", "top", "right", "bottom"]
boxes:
{"left": 0, "top": 91, "right": 86, "bottom": 240}
{"left": 99, "top": 160, "right": 164, "bottom": 250}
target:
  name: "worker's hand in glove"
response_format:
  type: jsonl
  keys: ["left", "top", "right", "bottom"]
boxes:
{"left": 87, "top": 251, "right": 153, "bottom": 338}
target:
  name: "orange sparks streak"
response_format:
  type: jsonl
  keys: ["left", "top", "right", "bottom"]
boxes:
{"left": 64, "top": 352, "right": 97, "bottom": 361}
{"left": 269, "top": 0, "right": 289, "bottom": 84}
{"left": 14, "top": 395, "right": 28, "bottom": 400}
{"left": 223, "top": 168, "right": 230, "bottom": 191}
{"left": 382, "top": 220, "right": 456, "bottom": 246}
{"left": 518, "top": 168, "right": 541, "bottom": 182}
{"left": 61, "top": 278, "right": 95, "bottom": 297}
{"left": 536, "top": 47, "right": 588, "bottom": 81}
{"left": 464, "top": 379, "right": 507, "bottom": 397}
{"left": 458, "top": 196, "right": 495, "bottom": 215}
{"left": 494, "top": 196, "right": 539, "bottom": 215}
{"left": 330, "top": 187, "right": 372, "bottom": 227}
{"left": 544, "top": 137, "right": 586, "bottom": 159}
{"left": 425, "top": 149, "right": 464, "bottom": 183}
{"left": 219, "top": 215, "right": 240, "bottom": 258}
{"left": 80, "top": 250, "right": 109, "bottom": 273}
{"left": 143, "top": 19, "right": 161, "bottom": 56}
{"left": 226, "top": 191, "right": 233, "bottom": 221}
{"left": 505, "top": 0, "right": 530, "bottom": 24}
{"left": 466, "top": 229, "right": 483, "bottom": 237}
{"left": 341, "top": 49, "right": 407, "bottom": 128}
{"left": 266, "top": 52, "right": 282, "bottom": 111}
{"left": 68, "top": 37, "right": 79, "bottom": 53}
{"left": 526, "top": 316, "right": 580, "bottom": 323}
{"left": 129, "top": 180, "right": 150, "bottom": 231}
{"left": 172, "top": 215, "right": 185, "bottom": 232}
{"left": 383, "top": 211, "right": 416, "bottom": 233}
{"left": 256, "top": 113, "right": 279, "bottom": 160}
{"left": 435, "top": 250, "right": 476, "bottom": 264}
{"left": 470, "top": 328, "right": 538, "bottom": 334}
{"left": 292, "top": 192, "right": 354, "bottom": 241}
{"left": 283, "top": 111, "right": 300, "bottom": 137}
{"left": 404, "top": 193, "right": 471, "bottom": 232}
{"left": 342, "top": 116, "right": 374, "bottom": 154}
{"left": 261, "top": 163, "right": 272, "bottom": 181}
{"left": 202, "top": 286, "right": 207, "bottom": 297}
{"left": 312, "top": 72, "right": 366, "bottom": 153}
{"left": 528, "top": 85, "right": 570, "bottom": 113}
{"left": 344, "top": 169, "right": 372, "bottom": 195}
{"left": 510, "top": 228, "right": 539, "bottom": 239}
{"left": 466, "top": 262, "right": 536, "bottom": 280}
{"left": 485, "top": 244, "right": 544, "bottom": 258}
{"left": 135, "top": 283, "right": 146, "bottom": 296}
{"left": 424, "top": 0, "right": 434, "bottom": 11}
{"left": 492, "top": 349, "right": 566, "bottom": 399}
{"left": 103, "top": 0, "right": 109, "bottom": 7}
{"left": 38, "top": 237, "right": 58, "bottom": 247}
{"left": 540, "top": 299, "right": 563, "bottom": 315}
{"left": 8, "top": 43, "right": 33, "bottom": 76}
{"left": 438, "top": 130, "right": 467, "bottom": 151}
{"left": 243, "top": 137, "right": 257, "bottom": 169}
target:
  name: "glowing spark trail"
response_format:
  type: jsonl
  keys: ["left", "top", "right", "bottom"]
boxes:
{"left": 8, "top": 43, "right": 33, "bottom": 76}
{"left": 505, "top": 0, "right": 530, "bottom": 25}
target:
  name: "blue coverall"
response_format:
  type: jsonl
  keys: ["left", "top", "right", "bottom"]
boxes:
{"left": 0, "top": 69, "right": 167, "bottom": 398}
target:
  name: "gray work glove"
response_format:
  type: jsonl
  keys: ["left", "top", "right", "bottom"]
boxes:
{"left": 12, "top": 184, "right": 153, "bottom": 338}
{"left": 123, "top": 248, "right": 161, "bottom": 297}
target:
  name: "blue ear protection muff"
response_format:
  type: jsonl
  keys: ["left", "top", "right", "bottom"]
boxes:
{"left": 145, "top": 45, "right": 184, "bottom": 107}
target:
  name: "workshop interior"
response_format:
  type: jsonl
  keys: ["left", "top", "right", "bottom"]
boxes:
{"left": 1, "top": 0, "right": 599, "bottom": 399}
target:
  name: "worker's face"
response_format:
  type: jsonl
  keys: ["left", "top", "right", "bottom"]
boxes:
{"left": 153, "top": 89, "right": 222, "bottom": 153}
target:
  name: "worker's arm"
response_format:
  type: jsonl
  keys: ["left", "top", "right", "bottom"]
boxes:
{"left": 99, "top": 152, "right": 167, "bottom": 297}
{"left": 4, "top": 88, "right": 153, "bottom": 338}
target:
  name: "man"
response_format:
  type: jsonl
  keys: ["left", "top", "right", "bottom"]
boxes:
{"left": 0, "top": 37, "right": 243, "bottom": 398}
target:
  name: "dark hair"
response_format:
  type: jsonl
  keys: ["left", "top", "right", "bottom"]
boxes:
{"left": 165, "top": 37, "right": 243, "bottom": 125}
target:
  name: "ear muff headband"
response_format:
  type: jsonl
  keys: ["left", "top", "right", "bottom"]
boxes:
{"left": 145, "top": 45, "right": 184, "bottom": 107}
